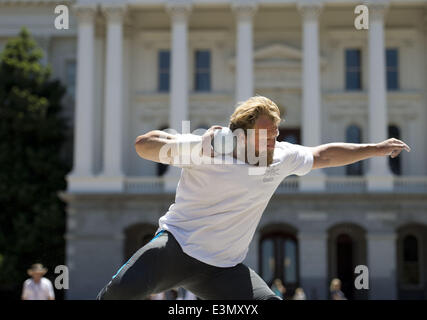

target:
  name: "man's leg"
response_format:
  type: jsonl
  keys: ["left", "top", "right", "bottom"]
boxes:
{"left": 97, "top": 230, "right": 197, "bottom": 300}
{"left": 182, "top": 263, "right": 281, "bottom": 300}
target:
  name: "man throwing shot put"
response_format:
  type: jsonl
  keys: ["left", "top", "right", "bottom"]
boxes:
{"left": 97, "top": 96, "right": 410, "bottom": 300}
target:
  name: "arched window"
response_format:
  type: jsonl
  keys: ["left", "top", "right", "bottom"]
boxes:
{"left": 328, "top": 224, "right": 367, "bottom": 300}
{"left": 259, "top": 232, "right": 298, "bottom": 296}
{"left": 345, "top": 125, "right": 363, "bottom": 176}
{"left": 388, "top": 125, "right": 401, "bottom": 175}
{"left": 336, "top": 234, "right": 354, "bottom": 300}
{"left": 402, "top": 235, "right": 420, "bottom": 285}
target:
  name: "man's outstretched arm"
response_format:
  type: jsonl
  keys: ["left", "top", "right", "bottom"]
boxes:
{"left": 134, "top": 126, "right": 222, "bottom": 164}
{"left": 309, "top": 138, "right": 411, "bottom": 170}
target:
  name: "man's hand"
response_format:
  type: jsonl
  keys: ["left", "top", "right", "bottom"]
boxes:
{"left": 201, "top": 125, "right": 223, "bottom": 157}
{"left": 375, "top": 138, "right": 411, "bottom": 158}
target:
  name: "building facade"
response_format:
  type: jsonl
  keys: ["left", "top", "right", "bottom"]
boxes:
{"left": 1, "top": 0, "right": 427, "bottom": 299}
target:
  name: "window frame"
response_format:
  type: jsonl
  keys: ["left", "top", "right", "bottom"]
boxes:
{"left": 157, "top": 49, "right": 171, "bottom": 92}
{"left": 259, "top": 232, "right": 300, "bottom": 290}
{"left": 64, "top": 58, "right": 77, "bottom": 99}
{"left": 398, "top": 230, "right": 424, "bottom": 290}
{"left": 386, "top": 48, "right": 399, "bottom": 91}
{"left": 344, "top": 48, "right": 362, "bottom": 91}
{"left": 194, "top": 49, "right": 211, "bottom": 92}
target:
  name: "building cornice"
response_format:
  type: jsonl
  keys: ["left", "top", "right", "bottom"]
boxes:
{"left": 0, "top": 0, "right": 75, "bottom": 5}
{"left": 59, "top": 190, "right": 427, "bottom": 204}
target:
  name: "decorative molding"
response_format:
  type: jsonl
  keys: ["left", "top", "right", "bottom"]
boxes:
{"left": 134, "top": 92, "right": 233, "bottom": 124}
{"left": 328, "top": 28, "right": 418, "bottom": 44}
{"left": 137, "top": 30, "right": 228, "bottom": 43}
{"left": 366, "top": 212, "right": 397, "bottom": 221}
{"left": 366, "top": 232, "right": 397, "bottom": 242}
{"left": 102, "top": 4, "right": 127, "bottom": 24}
{"left": 297, "top": 1, "right": 323, "bottom": 21}
{"left": 231, "top": 0, "right": 258, "bottom": 20}
{"left": 74, "top": 3, "right": 97, "bottom": 25}
{"left": 364, "top": 0, "right": 389, "bottom": 21}
{"left": 0, "top": 0, "right": 75, "bottom": 4}
{"left": 298, "top": 211, "right": 328, "bottom": 221}
{"left": 297, "top": 231, "right": 328, "bottom": 241}
{"left": 166, "top": 0, "right": 192, "bottom": 22}
{"left": 324, "top": 91, "right": 423, "bottom": 121}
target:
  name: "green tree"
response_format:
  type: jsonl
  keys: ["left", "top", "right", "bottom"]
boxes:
{"left": 0, "top": 28, "right": 70, "bottom": 299}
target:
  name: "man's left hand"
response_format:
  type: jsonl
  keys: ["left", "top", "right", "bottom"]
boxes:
{"left": 375, "top": 138, "right": 411, "bottom": 158}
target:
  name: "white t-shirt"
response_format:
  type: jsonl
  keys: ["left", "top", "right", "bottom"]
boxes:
{"left": 158, "top": 137, "right": 314, "bottom": 267}
{"left": 22, "top": 277, "right": 55, "bottom": 300}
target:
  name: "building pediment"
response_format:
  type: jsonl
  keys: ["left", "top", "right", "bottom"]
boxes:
{"left": 254, "top": 43, "right": 302, "bottom": 64}
{"left": 229, "top": 43, "right": 326, "bottom": 89}
{"left": 229, "top": 43, "right": 326, "bottom": 68}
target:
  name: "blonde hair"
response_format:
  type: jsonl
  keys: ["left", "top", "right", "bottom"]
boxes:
{"left": 229, "top": 95, "right": 281, "bottom": 134}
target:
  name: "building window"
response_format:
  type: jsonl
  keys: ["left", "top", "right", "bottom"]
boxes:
{"left": 158, "top": 50, "right": 170, "bottom": 92}
{"left": 260, "top": 232, "right": 298, "bottom": 295}
{"left": 345, "top": 49, "right": 362, "bottom": 90}
{"left": 335, "top": 234, "right": 354, "bottom": 300}
{"left": 388, "top": 124, "right": 401, "bottom": 175}
{"left": 386, "top": 48, "right": 399, "bottom": 91}
{"left": 194, "top": 50, "right": 211, "bottom": 92}
{"left": 261, "top": 238, "right": 275, "bottom": 285}
{"left": 277, "top": 128, "right": 300, "bottom": 144}
{"left": 65, "top": 60, "right": 76, "bottom": 99}
{"left": 402, "top": 235, "right": 420, "bottom": 286}
{"left": 345, "top": 125, "right": 363, "bottom": 176}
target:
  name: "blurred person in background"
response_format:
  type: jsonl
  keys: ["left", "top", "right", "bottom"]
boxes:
{"left": 21, "top": 264, "right": 55, "bottom": 300}
{"left": 177, "top": 287, "right": 198, "bottom": 300}
{"left": 149, "top": 292, "right": 166, "bottom": 300}
{"left": 271, "top": 278, "right": 286, "bottom": 299}
{"left": 329, "top": 278, "right": 347, "bottom": 300}
{"left": 293, "top": 287, "right": 306, "bottom": 300}
{"left": 165, "top": 289, "right": 178, "bottom": 300}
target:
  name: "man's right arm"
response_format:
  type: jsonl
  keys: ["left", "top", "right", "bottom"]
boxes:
{"left": 134, "top": 130, "right": 178, "bottom": 164}
{"left": 134, "top": 126, "right": 223, "bottom": 165}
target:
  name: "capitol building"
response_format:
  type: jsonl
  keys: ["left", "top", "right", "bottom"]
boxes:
{"left": 1, "top": 0, "right": 427, "bottom": 299}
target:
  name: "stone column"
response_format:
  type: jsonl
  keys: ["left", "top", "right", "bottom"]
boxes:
{"left": 232, "top": 0, "right": 257, "bottom": 103}
{"left": 366, "top": 1, "right": 393, "bottom": 191}
{"left": 68, "top": 4, "right": 97, "bottom": 185}
{"left": 366, "top": 230, "right": 397, "bottom": 299}
{"left": 298, "top": 2, "right": 326, "bottom": 191}
{"left": 100, "top": 4, "right": 127, "bottom": 192}
{"left": 298, "top": 231, "right": 328, "bottom": 299}
{"left": 164, "top": 1, "right": 192, "bottom": 192}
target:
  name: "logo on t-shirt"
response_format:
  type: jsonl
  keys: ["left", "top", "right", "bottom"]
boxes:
{"left": 262, "top": 166, "right": 280, "bottom": 183}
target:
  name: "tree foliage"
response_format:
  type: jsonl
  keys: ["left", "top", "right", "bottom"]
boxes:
{"left": 0, "top": 28, "right": 70, "bottom": 299}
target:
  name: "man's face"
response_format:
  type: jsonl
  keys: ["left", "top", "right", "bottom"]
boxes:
{"left": 245, "top": 114, "right": 278, "bottom": 166}
{"left": 32, "top": 273, "right": 43, "bottom": 282}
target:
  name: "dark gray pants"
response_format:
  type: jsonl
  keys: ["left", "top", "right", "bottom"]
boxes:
{"left": 96, "top": 230, "right": 281, "bottom": 300}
